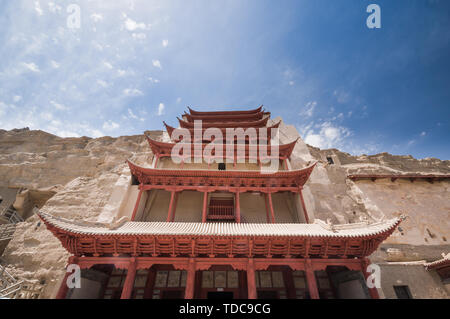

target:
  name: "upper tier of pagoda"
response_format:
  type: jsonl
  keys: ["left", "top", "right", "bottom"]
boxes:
{"left": 178, "top": 116, "right": 269, "bottom": 128}
{"left": 127, "top": 160, "right": 316, "bottom": 192}
{"left": 146, "top": 135, "right": 298, "bottom": 161}
{"left": 164, "top": 121, "right": 280, "bottom": 143}
{"left": 188, "top": 105, "right": 263, "bottom": 116}
{"left": 183, "top": 112, "right": 265, "bottom": 123}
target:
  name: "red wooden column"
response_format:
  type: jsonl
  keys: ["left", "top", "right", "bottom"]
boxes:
{"left": 305, "top": 259, "right": 319, "bottom": 299}
{"left": 264, "top": 193, "right": 270, "bottom": 223}
{"left": 166, "top": 190, "right": 177, "bottom": 222}
{"left": 247, "top": 258, "right": 257, "bottom": 299}
{"left": 202, "top": 191, "right": 208, "bottom": 223}
{"left": 361, "top": 258, "right": 380, "bottom": 299}
{"left": 283, "top": 159, "right": 288, "bottom": 170}
{"left": 235, "top": 191, "right": 241, "bottom": 223}
{"left": 154, "top": 154, "right": 160, "bottom": 168}
{"left": 121, "top": 258, "right": 137, "bottom": 299}
{"left": 267, "top": 192, "right": 276, "bottom": 223}
{"left": 298, "top": 187, "right": 310, "bottom": 224}
{"left": 131, "top": 184, "right": 144, "bottom": 221}
{"left": 185, "top": 258, "right": 196, "bottom": 299}
{"left": 55, "top": 256, "right": 78, "bottom": 299}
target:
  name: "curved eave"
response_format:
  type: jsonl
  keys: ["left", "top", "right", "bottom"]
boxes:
{"left": 37, "top": 210, "right": 400, "bottom": 239}
{"left": 163, "top": 121, "right": 281, "bottom": 140}
{"left": 146, "top": 135, "right": 299, "bottom": 158}
{"left": 188, "top": 105, "right": 263, "bottom": 115}
{"left": 127, "top": 159, "right": 316, "bottom": 180}
{"left": 425, "top": 258, "right": 450, "bottom": 271}
{"left": 178, "top": 117, "right": 269, "bottom": 128}
{"left": 183, "top": 112, "right": 265, "bottom": 122}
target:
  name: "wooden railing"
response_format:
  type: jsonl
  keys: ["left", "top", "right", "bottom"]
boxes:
{"left": 207, "top": 198, "right": 235, "bottom": 220}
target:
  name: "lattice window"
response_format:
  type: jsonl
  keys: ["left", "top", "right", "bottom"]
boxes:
{"left": 292, "top": 270, "right": 309, "bottom": 299}
{"left": 201, "top": 270, "right": 239, "bottom": 289}
{"left": 255, "top": 271, "right": 287, "bottom": 299}
{"left": 103, "top": 268, "right": 127, "bottom": 299}
{"left": 314, "top": 270, "right": 335, "bottom": 299}
{"left": 152, "top": 270, "right": 187, "bottom": 299}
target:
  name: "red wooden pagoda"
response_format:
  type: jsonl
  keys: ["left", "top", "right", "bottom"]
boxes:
{"left": 39, "top": 106, "right": 400, "bottom": 299}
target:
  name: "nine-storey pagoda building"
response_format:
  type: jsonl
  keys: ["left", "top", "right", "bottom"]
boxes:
{"left": 39, "top": 106, "right": 400, "bottom": 299}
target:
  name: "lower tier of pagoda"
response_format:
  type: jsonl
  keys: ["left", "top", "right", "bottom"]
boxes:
{"left": 38, "top": 211, "right": 400, "bottom": 259}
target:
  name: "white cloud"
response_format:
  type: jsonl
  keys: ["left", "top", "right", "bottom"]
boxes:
{"left": 158, "top": 103, "right": 165, "bottom": 116}
{"left": 127, "top": 108, "right": 138, "bottom": 119}
{"left": 333, "top": 90, "right": 350, "bottom": 104}
{"left": 124, "top": 17, "right": 147, "bottom": 31}
{"left": 123, "top": 88, "right": 143, "bottom": 96}
{"left": 407, "top": 139, "right": 416, "bottom": 147}
{"left": 51, "top": 60, "right": 60, "bottom": 68}
{"left": 91, "top": 13, "right": 103, "bottom": 22}
{"left": 102, "top": 121, "right": 120, "bottom": 131}
{"left": 302, "top": 121, "right": 351, "bottom": 149}
{"left": 40, "top": 112, "right": 54, "bottom": 121}
{"left": 22, "top": 62, "right": 40, "bottom": 72}
{"left": 34, "top": 1, "right": 43, "bottom": 16}
{"left": 162, "top": 39, "right": 169, "bottom": 47}
{"left": 176, "top": 97, "right": 182, "bottom": 103}
{"left": 148, "top": 77, "right": 160, "bottom": 83}
{"left": 103, "top": 61, "right": 113, "bottom": 69}
{"left": 152, "top": 59, "right": 162, "bottom": 69}
{"left": 289, "top": 81, "right": 294, "bottom": 86}
{"left": 13, "top": 96, "right": 22, "bottom": 103}
{"left": 97, "top": 80, "right": 109, "bottom": 88}
{"left": 48, "top": 2, "right": 62, "bottom": 13}
{"left": 132, "top": 33, "right": 146, "bottom": 40}
{"left": 50, "top": 100, "right": 69, "bottom": 111}
{"left": 126, "top": 108, "right": 145, "bottom": 122}
{"left": 299, "top": 101, "right": 316, "bottom": 118}
{"left": 420, "top": 131, "right": 426, "bottom": 136}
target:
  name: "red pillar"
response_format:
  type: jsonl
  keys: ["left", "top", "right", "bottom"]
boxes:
{"left": 305, "top": 259, "right": 319, "bottom": 299}
{"left": 264, "top": 193, "right": 270, "bottom": 223}
{"left": 202, "top": 192, "right": 208, "bottom": 223}
{"left": 247, "top": 259, "right": 257, "bottom": 299}
{"left": 121, "top": 258, "right": 137, "bottom": 299}
{"left": 154, "top": 155, "right": 160, "bottom": 168}
{"left": 55, "top": 257, "right": 78, "bottom": 299}
{"left": 267, "top": 192, "right": 276, "bottom": 223}
{"left": 172, "top": 192, "right": 179, "bottom": 221}
{"left": 298, "top": 187, "right": 310, "bottom": 224}
{"left": 131, "top": 186, "right": 143, "bottom": 221}
{"left": 167, "top": 190, "right": 176, "bottom": 222}
{"left": 185, "top": 258, "right": 196, "bottom": 299}
{"left": 361, "top": 258, "right": 380, "bottom": 299}
{"left": 235, "top": 191, "right": 241, "bottom": 223}
{"left": 283, "top": 159, "right": 288, "bottom": 170}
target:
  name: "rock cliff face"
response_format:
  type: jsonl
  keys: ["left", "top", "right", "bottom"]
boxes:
{"left": 0, "top": 124, "right": 449, "bottom": 298}
{"left": 0, "top": 128, "right": 163, "bottom": 297}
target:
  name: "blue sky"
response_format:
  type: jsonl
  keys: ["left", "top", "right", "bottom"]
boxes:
{"left": 0, "top": 0, "right": 449, "bottom": 159}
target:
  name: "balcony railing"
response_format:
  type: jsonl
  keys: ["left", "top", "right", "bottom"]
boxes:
{"left": 207, "top": 198, "right": 235, "bottom": 221}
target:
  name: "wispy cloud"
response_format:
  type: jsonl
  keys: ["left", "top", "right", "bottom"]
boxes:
{"left": 299, "top": 101, "right": 316, "bottom": 118}
{"left": 158, "top": 103, "right": 165, "bottom": 116}
{"left": 22, "top": 62, "right": 40, "bottom": 72}
{"left": 123, "top": 88, "right": 143, "bottom": 96}
{"left": 152, "top": 59, "right": 162, "bottom": 69}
